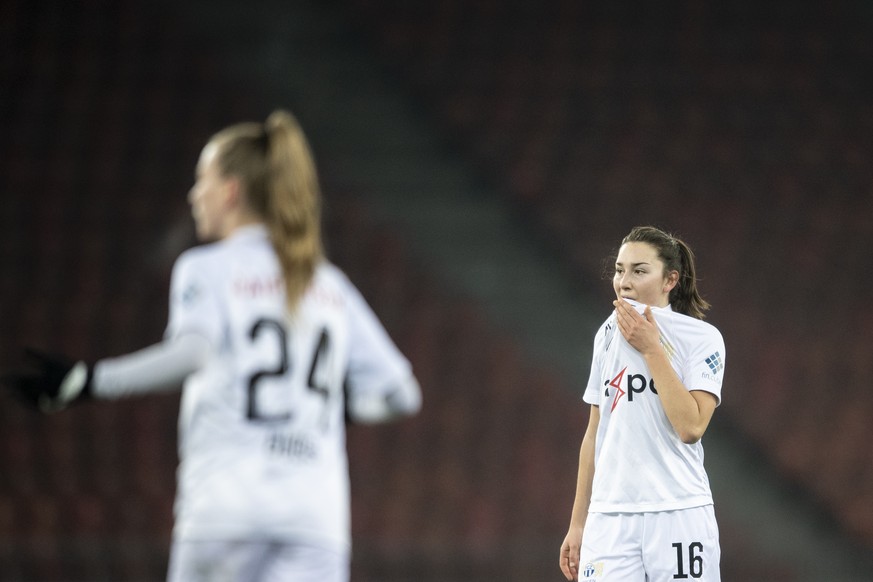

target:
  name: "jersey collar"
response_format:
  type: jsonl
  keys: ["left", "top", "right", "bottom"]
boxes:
{"left": 226, "top": 223, "right": 269, "bottom": 243}
{"left": 620, "top": 298, "right": 674, "bottom": 312}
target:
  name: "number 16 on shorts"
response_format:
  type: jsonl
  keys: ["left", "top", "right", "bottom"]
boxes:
{"left": 672, "top": 542, "right": 704, "bottom": 579}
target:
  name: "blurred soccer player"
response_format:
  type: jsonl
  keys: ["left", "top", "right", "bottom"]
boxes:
{"left": 559, "top": 226, "right": 725, "bottom": 581}
{"left": 4, "top": 110, "right": 421, "bottom": 582}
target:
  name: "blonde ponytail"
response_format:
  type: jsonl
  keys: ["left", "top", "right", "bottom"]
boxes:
{"left": 262, "top": 110, "right": 324, "bottom": 309}
{"left": 211, "top": 109, "right": 324, "bottom": 310}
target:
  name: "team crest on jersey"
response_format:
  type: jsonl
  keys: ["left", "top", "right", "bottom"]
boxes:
{"left": 581, "top": 561, "right": 604, "bottom": 580}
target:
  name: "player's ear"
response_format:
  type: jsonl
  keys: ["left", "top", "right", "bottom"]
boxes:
{"left": 663, "top": 269, "right": 679, "bottom": 293}
{"left": 223, "top": 176, "right": 244, "bottom": 207}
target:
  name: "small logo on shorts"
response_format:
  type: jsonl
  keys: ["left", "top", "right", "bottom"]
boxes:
{"left": 581, "top": 561, "right": 604, "bottom": 580}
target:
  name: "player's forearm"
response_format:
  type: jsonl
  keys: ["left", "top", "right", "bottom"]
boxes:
{"left": 644, "top": 350, "right": 708, "bottom": 444}
{"left": 92, "top": 334, "right": 211, "bottom": 399}
{"left": 569, "top": 441, "right": 594, "bottom": 528}
{"left": 569, "top": 413, "right": 597, "bottom": 528}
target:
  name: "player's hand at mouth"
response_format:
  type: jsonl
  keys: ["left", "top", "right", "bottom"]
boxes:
{"left": 613, "top": 299, "right": 661, "bottom": 357}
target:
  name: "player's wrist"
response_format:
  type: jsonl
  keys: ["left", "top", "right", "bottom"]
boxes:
{"left": 641, "top": 342, "right": 668, "bottom": 362}
{"left": 3, "top": 349, "right": 94, "bottom": 413}
{"left": 43, "top": 361, "right": 93, "bottom": 412}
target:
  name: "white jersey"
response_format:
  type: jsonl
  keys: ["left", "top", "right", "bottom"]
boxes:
{"left": 582, "top": 300, "right": 725, "bottom": 514}
{"left": 163, "top": 225, "right": 413, "bottom": 552}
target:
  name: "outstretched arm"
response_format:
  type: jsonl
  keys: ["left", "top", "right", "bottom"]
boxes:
{"left": 3, "top": 334, "right": 211, "bottom": 412}
{"left": 92, "top": 333, "right": 211, "bottom": 399}
{"left": 346, "top": 374, "right": 422, "bottom": 424}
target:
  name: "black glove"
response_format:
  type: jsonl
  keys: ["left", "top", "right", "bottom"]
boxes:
{"left": 2, "top": 348, "right": 93, "bottom": 412}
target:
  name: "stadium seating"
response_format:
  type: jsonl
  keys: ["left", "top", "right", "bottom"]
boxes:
{"left": 342, "top": 0, "right": 873, "bottom": 558}
{"left": 1, "top": 2, "right": 589, "bottom": 579}
{"left": 2, "top": 0, "right": 871, "bottom": 580}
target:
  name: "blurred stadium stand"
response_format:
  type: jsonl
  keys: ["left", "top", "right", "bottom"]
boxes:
{"left": 2, "top": 0, "right": 873, "bottom": 580}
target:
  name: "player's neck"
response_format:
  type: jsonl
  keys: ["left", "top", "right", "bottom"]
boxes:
{"left": 221, "top": 212, "right": 263, "bottom": 240}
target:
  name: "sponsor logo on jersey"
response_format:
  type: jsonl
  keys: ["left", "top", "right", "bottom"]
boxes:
{"left": 581, "top": 561, "right": 604, "bottom": 580}
{"left": 705, "top": 351, "right": 723, "bottom": 374}
{"left": 181, "top": 283, "right": 201, "bottom": 307}
{"left": 307, "top": 284, "right": 345, "bottom": 307}
{"left": 234, "top": 275, "right": 284, "bottom": 298}
{"left": 605, "top": 366, "right": 628, "bottom": 412}
{"left": 604, "top": 367, "right": 657, "bottom": 410}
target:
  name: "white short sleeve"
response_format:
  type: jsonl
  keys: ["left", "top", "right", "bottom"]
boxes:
{"left": 340, "top": 277, "right": 412, "bottom": 398}
{"left": 582, "top": 318, "right": 612, "bottom": 406}
{"left": 684, "top": 329, "right": 726, "bottom": 405}
{"left": 165, "top": 249, "right": 223, "bottom": 346}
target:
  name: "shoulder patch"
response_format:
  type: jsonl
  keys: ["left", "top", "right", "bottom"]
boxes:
{"left": 704, "top": 351, "right": 724, "bottom": 374}
{"left": 181, "top": 283, "right": 202, "bottom": 307}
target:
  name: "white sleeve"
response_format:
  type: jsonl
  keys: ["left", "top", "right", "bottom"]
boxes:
{"left": 347, "top": 376, "right": 422, "bottom": 424}
{"left": 164, "top": 249, "right": 223, "bottom": 344}
{"left": 685, "top": 327, "right": 726, "bottom": 405}
{"left": 92, "top": 249, "right": 218, "bottom": 400}
{"left": 92, "top": 334, "right": 211, "bottom": 399}
{"left": 340, "top": 275, "right": 421, "bottom": 423}
{"left": 582, "top": 317, "right": 611, "bottom": 406}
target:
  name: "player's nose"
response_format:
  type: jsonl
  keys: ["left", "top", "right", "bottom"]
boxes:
{"left": 619, "top": 272, "right": 632, "bottom": 289}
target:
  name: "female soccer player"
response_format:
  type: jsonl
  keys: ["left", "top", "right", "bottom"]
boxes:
{"left": 5, "top": 110, "right": 421, "bottom": 582}
{"left": 559, "top": 226, "right": 725, "bottom": 582}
